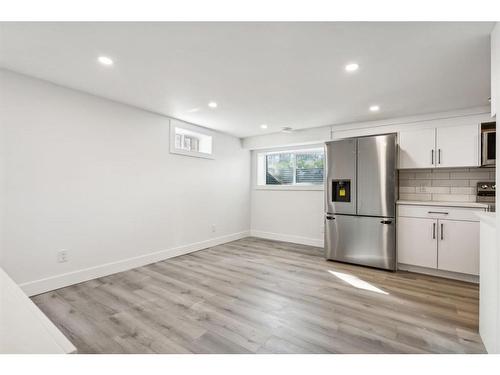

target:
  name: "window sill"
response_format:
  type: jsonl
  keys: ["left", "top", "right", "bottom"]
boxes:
{"left": 170, "top": 148, "right": 214, "bottom": 159}
{"left": 254, "top": 185, "right": 324, "bottom": 191}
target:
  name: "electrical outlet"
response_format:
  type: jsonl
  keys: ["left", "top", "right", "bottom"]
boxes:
{"left": 57, "top": 250, "right": 68, "bottom": 263}
{"left": 211, "top": 224, "right": 216, "bottom": 233}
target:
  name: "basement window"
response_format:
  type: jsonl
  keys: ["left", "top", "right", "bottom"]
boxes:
{"left": 170, "top": 119, "right": 214, "bottom": 159}
{"left": 256, "top": 147, "right": 325, "bottom": 189}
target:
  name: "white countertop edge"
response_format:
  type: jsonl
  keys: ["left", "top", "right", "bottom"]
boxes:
{"left": 0, "top": 267, "right": 77, "bottom": 354}
{"left": 396, "top": 200, "right": 490, "bottom": 209}
{"left": 475, "top": 211, "right": 496, "bottom": 227}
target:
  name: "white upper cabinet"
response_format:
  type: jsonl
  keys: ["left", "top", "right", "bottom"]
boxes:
{"left": 435, "top": 124, "right": 480, "bottom": 168}
{"left": 399, "top": 124, "right": 480, "bottom": 169}
{"left": 398, "top": 128, "right": 436, "bottom": 169}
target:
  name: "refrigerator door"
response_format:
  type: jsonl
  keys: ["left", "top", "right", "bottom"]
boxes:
{"left": 325, "top": 214, "right": 396, "bottom": 270}
{"left": 325, "top": 139, "right": 357, "bottom": 215}
{"left": 357, "top": 134, "right": 397, "bottom": 218}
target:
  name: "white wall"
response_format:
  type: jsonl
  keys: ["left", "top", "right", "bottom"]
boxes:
{"left": 248, "top": 108, "right": 491, "bottom": 249}
{"left": 251, "top": 189, "right": 324, "bottom": 247}
{"left": 0, "top": 70, "right": 251, "bottom": 295}
{"left": 0, "top": 93, "right": 4, "bottom": 268}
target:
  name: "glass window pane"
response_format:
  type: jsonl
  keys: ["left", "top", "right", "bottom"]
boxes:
{"left": 266, "top": 153, "right": 294, "bottom": 185}
{"left": 295, "top": 151, "right": 324, "bottom": 184}
{"left": 175, "top": 134, "right": 182, "bottom": 149}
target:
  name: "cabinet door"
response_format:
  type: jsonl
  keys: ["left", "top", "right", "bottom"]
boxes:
{"left": 437, "top": 219, "right": 479, "bottom": 275}
{"left": 397, "top": 217, "right": 437, "bottom": 268}
{"left": 435, "top": 124, "right": 480, "bottom": 168}
{"left": 398, "top": 128, "right": 436, "bottom": 169}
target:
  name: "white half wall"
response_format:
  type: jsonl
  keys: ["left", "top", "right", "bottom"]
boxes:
{"left": 0, "top": 70, "right": 251, "bottom": 295}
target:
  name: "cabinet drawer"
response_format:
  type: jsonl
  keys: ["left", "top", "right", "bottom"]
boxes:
{"left": 397, "top": 204, "right": 484, "bottom": 222}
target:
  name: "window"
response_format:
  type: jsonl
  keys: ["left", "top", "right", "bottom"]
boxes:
{"left": 256, "top": 147, "right": 324, "bottom": 187}
{"left": 170, "top": 119, "right": 214, "bottom": 159}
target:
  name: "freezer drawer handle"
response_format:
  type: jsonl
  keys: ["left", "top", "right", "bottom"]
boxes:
{"left": 326, "top": 216, "right": 335, "bottom": 220}
{"left": 428, "top": 211, "right": 449, "bottom": 215}
{"left": 380, "top": 220, "right": 392, "bottom": 224}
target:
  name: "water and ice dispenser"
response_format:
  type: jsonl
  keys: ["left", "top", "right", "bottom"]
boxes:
{"left": 331, "top": 180, "right": 351, "bottom": 202}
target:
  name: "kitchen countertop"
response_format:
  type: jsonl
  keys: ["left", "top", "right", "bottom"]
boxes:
{"left": 0, "top": 267, "right": 76, "bottom": 354}
{"left": 475, "top": 211, "right": 496, "bottom": 227}
{"left": 397, "top": 200, "right": 490, "bottom": 209}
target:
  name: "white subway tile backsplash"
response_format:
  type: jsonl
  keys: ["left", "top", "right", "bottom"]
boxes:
{"left": 414, "top": 172, "right": 433, "bottom": 179}
{"left": 431, "top": 172, "right": 450, "bottom": 180}
{"left": 450, "top": 171, "right": 491, "bottom": 180}
{"left": 429, "top": 187, "right": 451, "bottom": 194}
{"left": 398, "top": 167, "right": 495, "bottom": 203}
{"left": 431, "top": 194, "right": 476, "bottom": 202}
{"left": 399, "top": 171, "right": 415, "bottom": 179}
{"left": 431, "top": 179, "right": 469, "bottom": 187}
{"left": 450, "top": 187, "right": 476, "bottom": 195}
{"left": 399, "top": 187, "right": 416, "bottom": 193}
{"left": 399, "top": 193, "right": 432, "bottom": 201}
{"left": 410, "top": 179, "right": 432, "bottom": 187}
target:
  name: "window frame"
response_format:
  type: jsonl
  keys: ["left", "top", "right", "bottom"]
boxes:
{"left": 254, "top": 144, "right": 325, "bottom": 191}
{"left": 169, "top": 119, "right": 215, "bottom": 159}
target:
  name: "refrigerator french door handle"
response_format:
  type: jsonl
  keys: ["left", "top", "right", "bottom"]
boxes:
{"left": 438, "top": 149, "right": 441, "bottom": 164}
{"left": 440, "top": 223, "right": 444, "bottom": 240}
{"left": 432, "top": 222, "right": 436, "bottom": 239}
{"left": 431, "top": 149, "right": 434, "bottom": 165}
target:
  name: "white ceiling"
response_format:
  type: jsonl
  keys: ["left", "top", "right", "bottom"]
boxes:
{"left": 0, "top": 22, "right": 494, "bottom": 138}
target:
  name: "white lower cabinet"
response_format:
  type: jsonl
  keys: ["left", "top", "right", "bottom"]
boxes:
{"left": 437, "top": 219, "right": 479, "bottom": 275}
{"left": 397, "top": 217, "right": 437, "bottom": 268}
{"left": 397, "top": 204, "right": 484, "bottom": 277}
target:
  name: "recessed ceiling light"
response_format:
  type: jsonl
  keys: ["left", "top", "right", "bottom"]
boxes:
{"left": 97, "top": 56, "right": 114, "bottom": 66}
{"left": 260, "top": 124, "right": 268, "bottom": 129}
{"left": 369, "top": 105, "right": 380, "bottom": 112}
{"left": 345, "top": 63, "right": 359, "bottom": 72}
{"left": 208, "top": 101, "right": 218, "bottom": 108}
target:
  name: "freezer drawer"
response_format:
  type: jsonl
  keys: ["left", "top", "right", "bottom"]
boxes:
{"left": 325, "top": 214, "right": 396, "bottom": 270}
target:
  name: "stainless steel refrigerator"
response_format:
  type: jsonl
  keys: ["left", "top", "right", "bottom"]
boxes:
{"left": 324, "top": 134, "right": 397, "bottom": 270}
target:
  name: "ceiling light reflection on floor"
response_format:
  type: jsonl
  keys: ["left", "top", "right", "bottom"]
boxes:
{"left": 328, "top": 270, "right": 389, "bottom": 295}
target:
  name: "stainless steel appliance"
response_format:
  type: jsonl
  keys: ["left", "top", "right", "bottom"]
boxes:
{"left": 477, "top": 181, "right": 496, "bottom": 212}
{"left": 481, "top": 122, "right": 496, "bottom": 167}
{"left": 324, "top": 134, "right": 397, "bottom": 271}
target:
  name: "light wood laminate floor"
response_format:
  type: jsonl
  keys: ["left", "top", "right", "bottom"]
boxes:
{"left": 32, "top": 237, "right": 485, "bottom": 354}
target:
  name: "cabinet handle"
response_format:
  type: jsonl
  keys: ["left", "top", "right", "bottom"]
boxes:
{"left": 432, "top": 223, "right": 436, "bottom": 239}
{"left": 427, "top": 211, "right": 449, "bottom": 215}
{"left": 440, "top": 223, "right": 444, "bottom": 240}
{"left": 431, "top": 149, "right": 434, "bottom": 165}
{"left": 438, "top": 149, "right": 441, "bottom": 164}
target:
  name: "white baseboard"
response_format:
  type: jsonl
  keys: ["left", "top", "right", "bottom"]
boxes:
{"left": 250, "top": 230, "right": 323, "bottom": 247}
{"left": 398, "top": 263, "right": 479, "bottom": 283}
{"left": 20, "top": 231, "right": 250, "bottom": 296}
